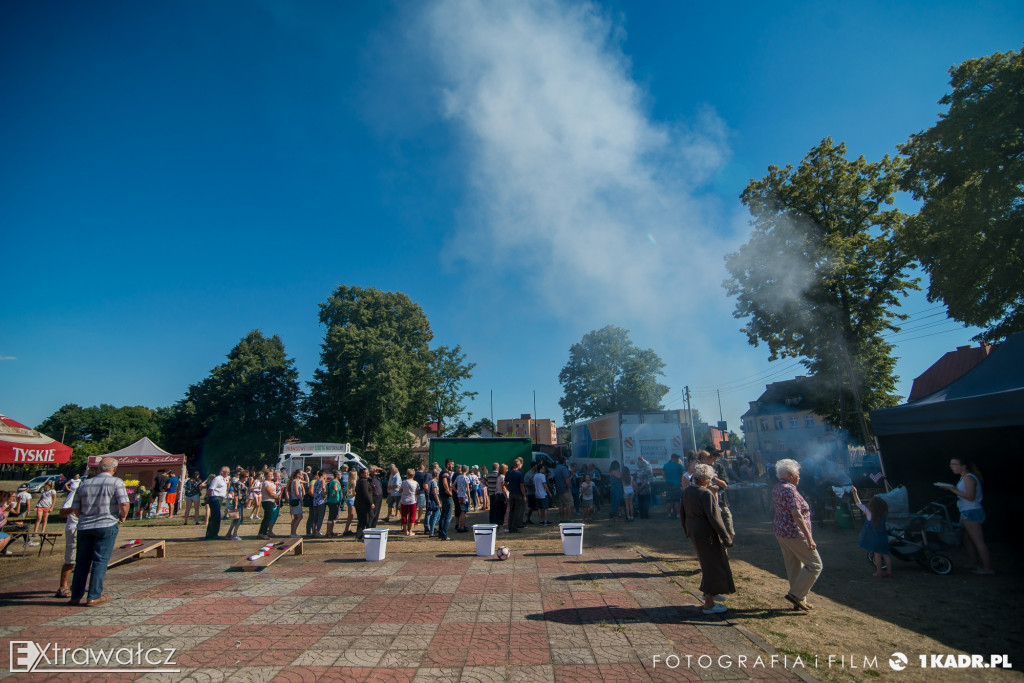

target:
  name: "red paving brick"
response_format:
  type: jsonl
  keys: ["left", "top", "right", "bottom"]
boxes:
{"left": 0, "top": 546, "right": 803, "bottom": 681}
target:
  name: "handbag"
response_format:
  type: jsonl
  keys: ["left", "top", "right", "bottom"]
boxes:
{"left": 226, "top": 510, "right": 240, "bottom": 520}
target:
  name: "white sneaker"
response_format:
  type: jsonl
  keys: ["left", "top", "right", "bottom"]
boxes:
{"left": 702, "top": 604, "right": 728, "bottom": 614}
{"left": 27, "top": 541, "right": 39, "bottom": 547}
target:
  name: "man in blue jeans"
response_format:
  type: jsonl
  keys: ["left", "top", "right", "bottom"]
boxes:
{"left": 205, "top": 467, "right": 230, "bottom": 540}
{"left": 69, "top": 457, "right": 129, "bottom": 607}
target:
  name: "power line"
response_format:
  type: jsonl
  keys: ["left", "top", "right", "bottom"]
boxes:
{"left": 888, "top": 327, "right": 967, "bottom": 343}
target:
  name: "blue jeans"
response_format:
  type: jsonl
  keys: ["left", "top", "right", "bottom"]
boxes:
{"left": 206, "top": 497, "right": 223, "bottom": 539}
{"left": 71, "top": 524, "right": 119, "bottom": 602}
{"left": 424, "top": 507, "right": 440, "bottom": 535}
{"left": 439, "top": 497, "right": 453, "bottom": 540}
{"left": 609, "top": 486, "right": 623, "bottom": 518}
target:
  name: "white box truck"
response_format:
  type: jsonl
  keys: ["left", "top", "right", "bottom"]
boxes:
{"left": 276, "top": 442, "right": 369, "bottom": 476}
{"left": 570, "top": 411, "right": 686, "bottom": 475}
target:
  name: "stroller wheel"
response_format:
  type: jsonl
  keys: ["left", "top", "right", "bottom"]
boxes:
{"left": 867, "top": 551, "right": 888, "bottom": 571}
{"left": 928, "top": 554, "right": 953, "bottom": 575}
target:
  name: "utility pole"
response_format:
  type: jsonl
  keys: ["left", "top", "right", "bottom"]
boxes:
{"left": 685, "top": 386, "right": 697, "bottom": 452}
{"left": 490, "top": 390, "right": 494, "bottom": 428}
{"left": 717, "top": 389, "right": 724, "bottom": 422}
{"left": 533, "top": 390, "right": 538, "bottom": 444}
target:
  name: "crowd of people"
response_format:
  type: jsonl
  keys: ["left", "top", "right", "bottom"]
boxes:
{"left": 1, "top": 448, "right": 995, "bottom": 614}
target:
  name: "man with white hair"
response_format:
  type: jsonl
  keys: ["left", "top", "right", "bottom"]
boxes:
{"left": 68, "top": 457, "right": 129, "bottom": 606}
{"left": 205, "top": 467, "right": 230, "bottom": 540}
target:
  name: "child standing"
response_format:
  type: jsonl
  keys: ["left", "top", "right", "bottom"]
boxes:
{"left": 33, "top": 482, "right": 56, "bottom": 536}
{"left": 580, "top": 474, "right": 594, "bottom": 522}
{"left": 852, "top": 486, "right": 892, "bottom": 578}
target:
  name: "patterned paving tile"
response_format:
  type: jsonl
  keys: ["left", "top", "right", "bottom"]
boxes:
{"left": 0, "top": 545, "right": 801, "bottom": 682}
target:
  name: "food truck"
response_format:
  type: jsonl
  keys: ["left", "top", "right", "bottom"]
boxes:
{"left": 276, "top": 442, "right": 369, "bottom": 476}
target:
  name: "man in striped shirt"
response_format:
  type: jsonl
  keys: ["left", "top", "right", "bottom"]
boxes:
{"left": 69, "top": 457, "right": 129, "bottom": 606}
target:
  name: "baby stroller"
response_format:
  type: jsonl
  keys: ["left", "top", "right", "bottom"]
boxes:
{"left": 867, "top": 500, "right": 961, "bottom": 575}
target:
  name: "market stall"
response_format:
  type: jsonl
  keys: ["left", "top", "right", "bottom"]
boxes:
{"left": 87, "top": 437, "right": 186, "bottom": 516}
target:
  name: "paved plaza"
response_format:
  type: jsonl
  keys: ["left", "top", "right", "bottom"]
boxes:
{"left": 1, "top": 541, "right": 804, "bottom": 682}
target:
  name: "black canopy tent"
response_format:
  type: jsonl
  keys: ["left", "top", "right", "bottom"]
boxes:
{"left": 871, "top": 333, "right": 1024, "bottom": 539}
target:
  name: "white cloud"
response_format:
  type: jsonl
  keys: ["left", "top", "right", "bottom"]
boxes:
{"left": 421, "top": 0, "right": 734, "bottom": 327}
{"left": 0, "top": 355, "right": 16, "bottom": 361}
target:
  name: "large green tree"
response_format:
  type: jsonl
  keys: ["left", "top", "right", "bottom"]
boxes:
{"left": 899, "top": 48, "right": 1024, "bottom": 342}
{"left": 425, "top": 345, "right": 477, "bottom": 437}
{"left": 37, "top": 403, "right": 166, "bottom": 468}
{"left": 305, "top": 286, "right": 433, "bottom": 449}
{"left": 558, "top": 325, "right": 669, "bottom": 425}
{"left": 163, "top": 330, "right": 302, "bottom": 468}
{"left": 724, "top": 138, "right": 918, "bottom": 435}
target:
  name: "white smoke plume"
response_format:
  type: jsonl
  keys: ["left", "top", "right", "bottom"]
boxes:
{"left": 420, "top": 0, "right": 733, "bottom": 327}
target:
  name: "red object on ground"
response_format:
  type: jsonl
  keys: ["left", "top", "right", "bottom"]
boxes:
{"left": 0, "top": 413, "right": 74, "bottom": 465}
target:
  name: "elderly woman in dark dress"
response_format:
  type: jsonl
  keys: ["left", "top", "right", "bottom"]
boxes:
{"left": 681, "top": 463, "right": 735, "bottom": 614}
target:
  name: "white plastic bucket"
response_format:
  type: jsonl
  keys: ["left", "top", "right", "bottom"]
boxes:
{"left": 559, "top": 522, "right": 584, "bottom": 556}
{"left": 363, "top": 528, "right": 389, "bottom": 561}
{"left": 473, "top": 524, "right": 498, "bottom": 557}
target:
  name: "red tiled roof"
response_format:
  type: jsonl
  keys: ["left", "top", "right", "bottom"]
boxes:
{"left": 908, "top": 344, "right": 993, "bottom": 403}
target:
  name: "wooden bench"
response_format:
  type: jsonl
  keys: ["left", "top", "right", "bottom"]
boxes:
{"left": 231, "top": 537, "right": 303, "bottom": 572}
{"left": 107, "top": 540, "right": 166, "bottom": 568}
{"left": 4, "top": 531, "right": 63, "bottom": 557}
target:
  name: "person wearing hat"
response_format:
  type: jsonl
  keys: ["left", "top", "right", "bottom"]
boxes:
{"left": 700, "top": 447, "right": 734, "bottom": 537}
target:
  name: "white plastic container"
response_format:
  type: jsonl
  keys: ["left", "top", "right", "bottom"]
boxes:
{"left": 363, "top": 528, "right": 389, "bottom": 561}
{"left": 473, "top": 524, "right": 498, "bottom": 557}
{"left": 559, "top": 522, "right": 584, "bottom": 556}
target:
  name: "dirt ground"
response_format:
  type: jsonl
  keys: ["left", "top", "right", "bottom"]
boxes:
{"left": 2, "top": 482, "right": 1022, "bottom": 682}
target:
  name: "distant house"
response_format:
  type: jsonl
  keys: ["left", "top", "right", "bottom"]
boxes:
{"left": 740, "top": 376, "right": 847, "bottom": 467}
{"left": 496, "top": 414, "right": 557, "bottom": 444}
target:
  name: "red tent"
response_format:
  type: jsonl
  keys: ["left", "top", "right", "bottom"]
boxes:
{"left": 0, "top": 413, "right": 74, "bottom": 465}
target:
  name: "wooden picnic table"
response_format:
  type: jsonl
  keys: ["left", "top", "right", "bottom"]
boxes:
{"left": 3, "top": 530, "right": 63, "bottom": 557}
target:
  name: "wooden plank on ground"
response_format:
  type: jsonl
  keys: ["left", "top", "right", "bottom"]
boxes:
{"left": 107, "top": 540, "right": 166, "bottom": 568}
{"left": 231, "top": 538, "right": 303, "bottom": 572}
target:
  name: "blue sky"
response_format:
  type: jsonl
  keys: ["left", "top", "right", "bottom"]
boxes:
{"left": 2, "top": 1, "right": 1021, "bottom": 438}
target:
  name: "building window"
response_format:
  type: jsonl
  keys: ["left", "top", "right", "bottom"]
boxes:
{"left": 778, "top": 439, "right": 786, "bottom": 451}
{"left": 774, "top": 417, "right": 784, "bottom": 430}
{"left": 764, "top": 440, "right": 772, "bottom": 451}
{"left": 789, "top": 417, "right": 799, "bottom": 428}
{"left": 824, "top": 422, "right": 833, "bottom": 432}
{"left": 759, "top": 418, "right": 769, "bottom": 431}
{"left": 805, "top": 416, "right": 814, "bottom": 427}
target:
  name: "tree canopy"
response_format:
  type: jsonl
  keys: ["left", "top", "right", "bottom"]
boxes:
{"left": 899, "top": 47, "right": 1024, "bottom": 342}
{"left": 163, "top": 330, "right": 302, "bottom": 468}
{"left": 425, "top": 345, "right": 477, "bottom": 438}
{"left": 558, "top": 325, "right": 669, "bottom": 425}
{"left": 37, "top": 403, "right": 167, "bottom": 468}
{"left": 305, "top": 286, "right": 433, "bottom": 449}
{"left": 724, "top": 138, "right": 918, "bottom": 435}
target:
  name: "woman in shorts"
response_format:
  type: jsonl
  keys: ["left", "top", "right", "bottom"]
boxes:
{"left": 288, "top": 471, "right": 306, "bottom": 538}
{"left": 937, "top": 457, "right": 993, "bottom": 574}
{"left": 33, "top": 481, "right": 56, "bottom": 535}
{"left": 344, "top": 467, "right": 357, "bottom": 536}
